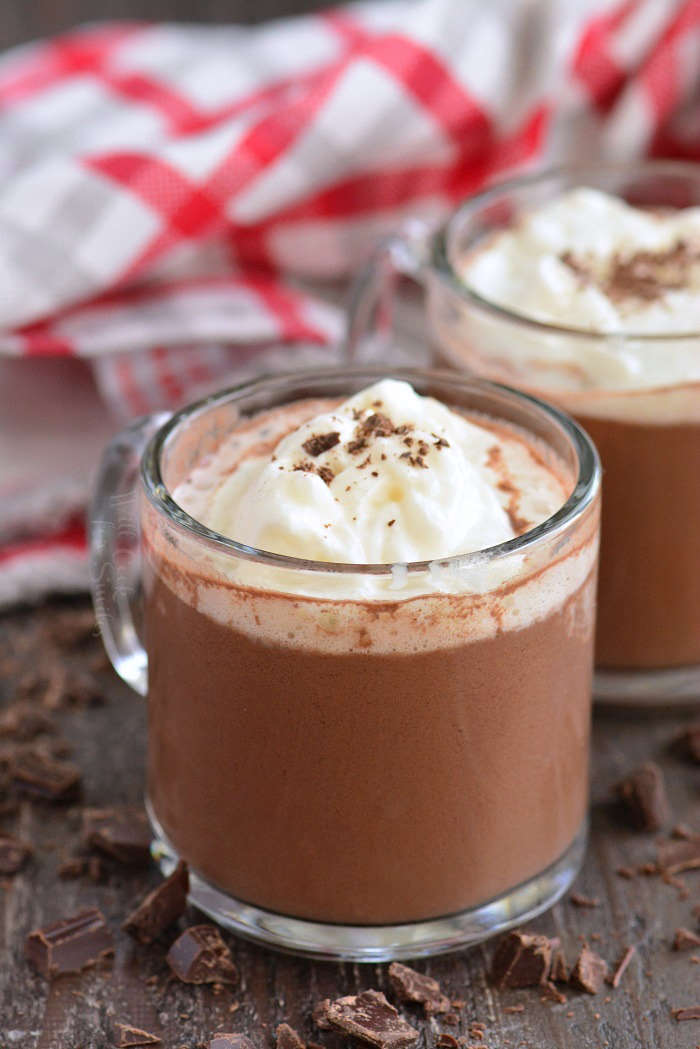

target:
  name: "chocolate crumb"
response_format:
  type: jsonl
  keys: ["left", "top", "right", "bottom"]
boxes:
{"left": 388, "top": 961, "right": 450, "bottom": 1014}
{"left": 25, "top": 907, "right": 113, "bottom": 978}
{"left": 570, "top": 891, "right": 600, "bottom": 908}
{"left": 322, "top": 990, "right": 419, "bottom": 1048}
{"left": 166, "top": 925, "right": 238, "bottom": 985}
{"left": 317, "top": 466, "right": 335, "bottom": 486}
{"left": 569, "top": 946, "right": 608, "bottom": 994}
{"left": 441, "top": 1013, "right": 459, "bottom": 1026}
{"left": 387, "top": 519, "right": 395, "bottom": 527}
{"left": 672, "top": 1006, "right": 700, "bottom": 1021}
{"left": 360, "top": 413, "right": 395, "bottom": 438}
{"left": 674, "top": 928, "right": 700, "bottom": 951}
{"left": 607, "top": 945, "right": 635, "bottom": 988}
{"left": 114, "top": 1024, "right": 161, "bottom": 1047}
{"left": 503, "top": 1005, "right": 524, "bottom": 1014}
{"left": 0, "top": 833, "right": 32, "bottom": 875}
{"left": 302, "top": 432, "right": 340, "bottom": 457}
{"left": 436, "top": 1036, "right": 458, "bottom": 1049}
{"left": 614, "top": 762, "right": 670, "bottom": 831}
{"left": 276, "top": 1023, "right": 305, "bottom": 1049}
{"left": 616, "top": 866, "right": 636, "bottom": 879}
{"left": 123, "top": 860, "right": 189, "bottom": 944}
{"left": 490, "top": 931, "right": 552, "bottom": 988}
{"left": 347, "top": 438, "right": 368, "bottom": 455}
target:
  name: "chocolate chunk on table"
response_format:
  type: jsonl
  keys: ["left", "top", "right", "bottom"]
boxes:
{"left": 276, "top": 1023, "right": 306, "bottom": 1049}
{"left": 388, "top": 961, "right": 450, "bottom": 1014}
{"left": 83, "top": 806, "right": 152, "bottom": 864}
{"left": 166, "top": 924, "right": 238, "bottom": 985}
{"left": 0, "top": 833, "right": 32, "bottom": 875}
{"left": 313, "top": 999, "right": 334, "bottom": 1029}
{"left": 672, "top": 1006, "right": 700, "bottom": 1021}
{"left": 25, "top": 907, "right": 113, "bottom": 978}
{"left": 614, "top": 762, "right": 670, "bottom": 831}
{"left": 657, "top": 836, "right": 700, "bottom": 874}
{"left": 674, "top": 928, "right": 700, "bottom": 950}
{"left": 490, "top": 931, "right": 553, "bottom": 988}
{"left": 569, "top": 946, "right": 608, "bottom": 994}
{"left": 607, "top": 945, "right": 636, "bottom": 988}
{"left": 123, "top": 860, "right": 189, "bottom": 943}
{"left": 323, "top": 990, "right": 419, "bottom": 1049}
{"left": 11, "top": 748, "right": 81, "bottom": 802}
{"left": 114, "top": 1023, "right": 162, "bottom": 1047}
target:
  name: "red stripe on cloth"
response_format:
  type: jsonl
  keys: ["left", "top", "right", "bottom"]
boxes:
{"left": 150, "top": 345, "right": 186, "bottom": 404}
{"left": 0, "top": 24, "right": 146, "bottom": 105}
{"left": 321, "top": 9, "right": 373, "bottom": 49}
{"left": 0, "top": 519, "right": 86, "bottom": 566}
{"left": 113, "top": 354, "right": 152, "bottom": 416}
{"left": 641, "top": 0, "right": 700, "bottom": 120}
{"left": 100, "top": 71, "right": 204, "bottom": 132}
{"left": 571, "top": 1, "right": 635, "bottom": 113}
{"left": 17, "top": 324, "right": 75, "bottom": 356}
{"left": 241, "top": 273, "right": 329, "bottom": 343}
{"left": 366, "top": 34, "right": 491, "bottom": 150}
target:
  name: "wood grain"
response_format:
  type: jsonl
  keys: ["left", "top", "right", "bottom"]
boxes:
{"left": 2, "top": 598, "right": 700, "bottom": 1048}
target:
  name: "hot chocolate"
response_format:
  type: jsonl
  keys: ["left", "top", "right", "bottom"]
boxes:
{"left": 141, "top": 378, "right": 599, "bottom": 927}
{"left": 448, "top": 184, "right": 700, "bottom": 681}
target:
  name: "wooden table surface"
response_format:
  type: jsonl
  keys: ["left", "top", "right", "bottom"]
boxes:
{"left": 2, "top": 598, "right": 700, "bottom": 1049}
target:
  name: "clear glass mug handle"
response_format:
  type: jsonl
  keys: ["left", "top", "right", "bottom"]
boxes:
{"left": 344, "top": 218, "right": 433, "bottom": 361}
{"left": 89, "top": 412, "right": 170, "bottom": 697}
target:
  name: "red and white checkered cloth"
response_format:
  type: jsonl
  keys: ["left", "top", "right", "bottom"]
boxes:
{"left": 2, "top": 0, "right": 699, "bottom": 607}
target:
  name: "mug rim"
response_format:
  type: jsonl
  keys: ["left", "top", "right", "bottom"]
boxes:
{"left": 141, "top": 366, "right": 600, "bottom": 576}
{"left": 433, "top": 159, "right": 700, "bottom": 342}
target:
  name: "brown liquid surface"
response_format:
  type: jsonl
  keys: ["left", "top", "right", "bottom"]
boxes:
{"left": 144, "top": 568, "right": 594, "bottom": 924}
{"left": 578, "top": 413, "right": 700, "bottom": 669}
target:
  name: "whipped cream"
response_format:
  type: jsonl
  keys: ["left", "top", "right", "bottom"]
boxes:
{"left": 173, "top": 379, "right": 567, "bottom": 567}
{"left": 457, "top": 188, "right": 700, "bottom": 394}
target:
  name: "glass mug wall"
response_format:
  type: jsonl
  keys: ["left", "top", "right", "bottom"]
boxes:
{"left": 347, "top": 163, "right": 700, "bottom": 706}
{"left": 91, "top": 368, "right": 600, "bottom": 960}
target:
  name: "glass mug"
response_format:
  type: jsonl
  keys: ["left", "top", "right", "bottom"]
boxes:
{"left": 91, "top": 367, "right": 600, "bottom": 960}
{"left": 347, "top": 162, "right": 700, "bottom": 707}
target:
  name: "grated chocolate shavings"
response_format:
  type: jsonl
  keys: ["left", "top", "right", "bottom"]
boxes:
{"left": 302, "top": 432, "right": 340, "bottom": 457}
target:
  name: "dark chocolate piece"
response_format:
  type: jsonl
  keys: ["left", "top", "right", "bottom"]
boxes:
{"left": 166, "top": 924, "right": 238, "bottom": 985}
{"left": 549, "top": 950, "right": 568, "bottom": 984}
{"left": 11, "top": 748, "right": 81, "bottom": 802}
{"left": 569, "top": 946, "right": 608, "bottom": 994}
{"left": 313, "top": 1000, "right": 333, "bottom": 1030}
{"left": 435, "top": 1035, "right": 458, "bottom": 1048}
{"left": 209, "top": 1037, "right": 256, "bottom": 1049}
{"left": 25, "top": 907, "right": 113, "bottom": 978}
{"left": 0, "top": 704, "right": 55, "bottom": 741}
{"left": 0, "top": 833, "right": 32, "bottom": 874}
{"left": 674, "top": 928, "right": 700, "bottom": 951}
{"left": 114, "top": 1024, "right": 161, "bottom": 1047}
{"left": 275, "top": 1023, "right": 305, "bottom": 1049}
{"left": 82, "top": 806, "right": 151, "bottom": 864}
{"left": 675, "top": 723, "right": 700, "bottom": 763}
{"left": 672, "top": 1006, "right": 700, "bottom": 1021}
{"left": 490, "top": 931, "right": 552, "bottom": 988}
{"left": 123, "top": 860, "right": 189, "bottom": 943}
{"left": 324, "top": 990, "right": 419, "bottom": 1049}
{"left": 503, "top": 1005, "right": 525, "bottom": 1014}
{"left": 388, "top": 961, "right": 450, "bottom": 1014}
{"left": 614, "top": 762, "right": 670, "bottom": 831}
{"left": 302, "top": 432, "right": 340, "bottom": 457}
{"left": 657, "top": 836, "right": 700, "bottom": 874}
{"left": 440, "top": 1013, "right": 458, "bottom": 1026}
{"left": 569, "top": 891, "right": 599, "bottom": 908}
{"left": 606, "top": 945, "right": 635, "bottom": 988}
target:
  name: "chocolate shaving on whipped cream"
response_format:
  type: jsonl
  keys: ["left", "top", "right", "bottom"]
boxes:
{"left": 561, "top": 239, "right": 700, "bottom": 305}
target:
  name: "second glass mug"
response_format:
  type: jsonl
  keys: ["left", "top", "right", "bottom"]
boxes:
{"left": 90, "top": 367, "right": 600, "bottom": 960}
{"left": 347, "top": 162, "right": 700, "bottom": 706}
